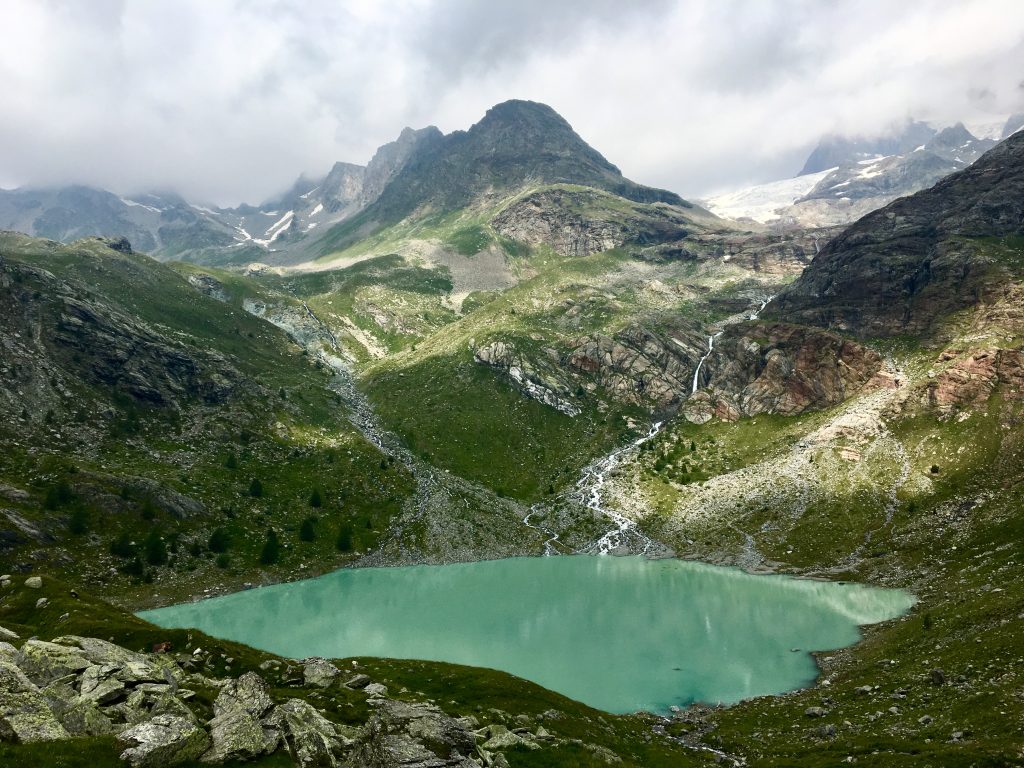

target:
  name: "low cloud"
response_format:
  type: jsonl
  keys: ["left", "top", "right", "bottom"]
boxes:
{"left": 2, "top": 0, "right": 1022, "bottom": 205}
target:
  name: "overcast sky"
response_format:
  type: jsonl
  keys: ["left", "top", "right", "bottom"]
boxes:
{"left": 3, "top": 0, "right": 1023, "bottom": 205}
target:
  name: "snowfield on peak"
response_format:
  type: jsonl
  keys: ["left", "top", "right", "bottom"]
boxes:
{"left": 700, "top": 168, "right": 835, "bottom": 224}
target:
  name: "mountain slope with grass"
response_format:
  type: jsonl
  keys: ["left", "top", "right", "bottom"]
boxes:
{"left": 0, "top": 231, "right": 420, "bottom": 605}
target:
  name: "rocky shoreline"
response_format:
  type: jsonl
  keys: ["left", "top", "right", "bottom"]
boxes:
{"left": 0, "top": 577, "right": 558, "bottom": 768}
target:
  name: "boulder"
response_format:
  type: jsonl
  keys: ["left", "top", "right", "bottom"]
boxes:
{"left": 0, "top": 660, "right": 69, "bottom": 743}
{"left": 118, "top": 714, "right": 211, "bottom": 768}
{"left": 51, "top": 635, "right": 149, "bottom": 667}
{"left": 212, "top": 671, "right": 274, "bottom": 718}
{"left": 0, "top": 625, "right": 19, "bottom": 642}
{"left": 59, "top": 697, "right": 116, "bottom": 736}
{"left": 302, "top": 657, "right": 343, "bottom": 688}
{"left": 363, "top": 682, "right": 388, "bottom": 698}
{"left": 480, "top": 723, "right": 540, "bottom": 751}
{"left": 0, "top": 642, "right": 18, "bottom": 665}
{"left": 79, "top": 663, "right": 128, "bottom": 705}
{"left": 24, "top": 576, "right": 42, "bottom": 589}
{"left": 149, "top": 692, "right": 197, "bottom": 723}
{"left": 344, "top": 674, "right": 371, "bottom": 690}
{"left": 278, "top": 698, "right": 349, "bottom": 768}
{"left": 348, "top": 699, "right": 478, "bottom": 767}
{"left": 15, "top": 639, "right": 91, "bottom": 686}
{"left": 202, "top": 709, "right": 271, "bottom": 763}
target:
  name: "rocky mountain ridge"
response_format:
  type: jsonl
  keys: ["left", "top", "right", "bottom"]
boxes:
{"left": 770, "top": 128, "right": 1024, "bottom": 338}
{"left": 0, "top": 101, "right": 687, "bottom": 267}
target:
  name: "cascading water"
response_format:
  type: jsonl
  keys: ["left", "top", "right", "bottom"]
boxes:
{"left": 577, "top": 421, "right": 663, "bottom": 555}
{"left": 691, "top": 333, "right": 722, "bottom": 393}
{"left": 691, "top": 295, "right": 775, "bottom": 394}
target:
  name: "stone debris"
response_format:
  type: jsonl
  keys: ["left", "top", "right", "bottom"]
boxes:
{"left": 0, "top": 625, "right": 543, "bottom": 767}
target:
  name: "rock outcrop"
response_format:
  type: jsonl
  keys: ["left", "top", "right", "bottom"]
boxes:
{"left": 682, "top": 323, "right": 883, "bottom": 423}
{"left": 474, "top": 340, "right": 581, "bottom": 416}
{"left": 492, "top": 187, "right": 687, "bottom": 258}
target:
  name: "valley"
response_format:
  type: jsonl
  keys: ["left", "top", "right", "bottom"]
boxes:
{"left": 2, "top": 99, "right": 1024, "bottom": 768}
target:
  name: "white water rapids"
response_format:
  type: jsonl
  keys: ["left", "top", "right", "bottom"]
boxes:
{"left": 577, "top": 421, "right": 664, "bottom": 555}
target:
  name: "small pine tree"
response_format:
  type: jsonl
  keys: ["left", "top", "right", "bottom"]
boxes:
{"left": 44, "top": 480, "right": 73, "bottom": 510}
{"left": 335, "top": 523, "right": 353, "bottom": 552}
{"left": 224, "top": 452, "right": 238, "bottom": 470}
{"left": 144, "top": 530, "right": 168, "bottom": 566}
{"left": 208, "top": 527, "right": 230, "bottom": 553}
{"left": 309, "top": 488, "right": 322, "bottom": 508}
{"left": 260, "top": 529, "right": 280, "bottom": 565}
{"left": 249, "top": 478, "right": 264, "bottom": 498}
{"left": 140, "top": 498, "right": 157, "bottom": 520}
{"left": 215, "top": 553, "right": 230, "bottom": 569}
{"left": 110, "top": 533, "right": 135, "bottom": 558}
{"left": 68, "top": 507, "right": 89, "bottom": 535}
{"left": 121, "top": 555, "right": 145, "bottom": 577}
{"left": 299, "top": 517, "right": 316, "bottom": 542}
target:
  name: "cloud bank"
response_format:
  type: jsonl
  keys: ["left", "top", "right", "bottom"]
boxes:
{"left": 2, "top": 0, "right": 1022, "bottom": 204}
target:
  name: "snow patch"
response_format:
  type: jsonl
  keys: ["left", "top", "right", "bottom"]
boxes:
{"left": 253, "top": 210, "right": 294, "bottom": 247}
{"left": 119, "top": 197, "right": 162, "bottom": 214}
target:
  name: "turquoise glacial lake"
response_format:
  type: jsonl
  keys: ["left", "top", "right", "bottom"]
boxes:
{"left": 139, "top": 556, "right": 914, "bottom": 714}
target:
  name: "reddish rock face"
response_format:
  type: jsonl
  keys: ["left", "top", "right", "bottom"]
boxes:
{"left": 929, "top": 348, "right": 1024, "bottom": 410}
{"left": 683, "top": 322, "right": 883, "bottom": 423}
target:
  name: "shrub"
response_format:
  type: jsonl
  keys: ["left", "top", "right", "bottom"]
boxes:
{"left": 121, "top": 556, "right": 145, "bottom": 577}
{"left": 249, "top": 478, "right": 264, "bottom": 498}
{"left": 215, "top": 553, "right": 230, "bottom": 569}
{"left": 224, "top": 452, "right": 238, "bottom": 470}
{"left": 309, "top": 488, "right": 323, "bottom": 508}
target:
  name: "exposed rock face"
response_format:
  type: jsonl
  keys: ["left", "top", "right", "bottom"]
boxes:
{"left": 0, "top": 237, "right": 244, "bottom": 428}
{"left": 927, "top": 347, "right": 1024, "bottom": 412}
{"left": 682, "top": 323, "right": 883, "bottom": 423}
{"left": 474, "top": 340, "right": 581, "bottom": 416}
{"left": 54, "top": 295, "right": 236, "bottom": 406}
{"left": 771, "top": 130, "right": 1024, "bottom": 338}
{"left": 492, "top": 187, "right": 686, "bottom": 258}
{"left": 567, "top": 327, "right": 700, "bottom": 408}
{"left": 321, "top": 100, "right": 689, "bottom": 252}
